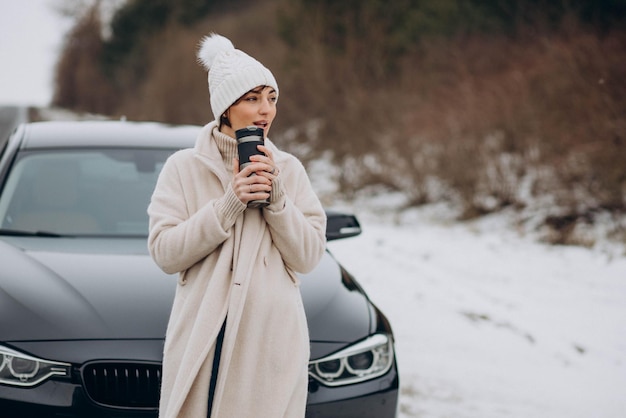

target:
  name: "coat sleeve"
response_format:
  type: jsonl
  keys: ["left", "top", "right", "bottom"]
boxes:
{"left": 262, "top": 156, "right": 326, "bottom": 274}
{"left": 147, "top": 152, "right": 246, "bottom": 274}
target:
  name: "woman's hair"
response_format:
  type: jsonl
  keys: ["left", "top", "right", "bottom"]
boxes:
{"left": 220, "top": 114, "right": 231, "bottom": 129}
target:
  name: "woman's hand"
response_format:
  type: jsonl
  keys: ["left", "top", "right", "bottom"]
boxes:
{"left": 232, "top": 145, "right": 278, "bottom": 205}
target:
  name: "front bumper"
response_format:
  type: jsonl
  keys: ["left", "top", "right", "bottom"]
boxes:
{"left": 0, "top": 381, "right": 156, "bottom": 418}
{"left": 1, "top": 337, "right": 399, "bottom": 418}
{"left": 1, "top": 363, "right": 399, "bottom": 418}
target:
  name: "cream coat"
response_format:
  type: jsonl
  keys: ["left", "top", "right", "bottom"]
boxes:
{"left": 148, "top": 122, "right": 326, "bottom": 418}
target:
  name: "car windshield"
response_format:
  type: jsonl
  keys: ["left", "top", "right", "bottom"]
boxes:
{"left": 0, "top": 148, "right": 173, "bottom": 237}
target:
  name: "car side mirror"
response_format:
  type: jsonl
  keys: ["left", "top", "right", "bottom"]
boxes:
{"left": 325, "top": 211, "right": 362, "bottom": 241}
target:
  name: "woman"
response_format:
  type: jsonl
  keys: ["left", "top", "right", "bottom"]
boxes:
{"left": 148, "top": 33, "right": 326, "bottom": 418}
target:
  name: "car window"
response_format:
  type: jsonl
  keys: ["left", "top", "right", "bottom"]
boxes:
{"left": 0, "top": 148, "right": 173, "bottom": 237}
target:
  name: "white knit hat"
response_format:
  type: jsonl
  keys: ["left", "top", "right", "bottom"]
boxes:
{"left": 197, "top": 33, "right": 279, "bottom": 121}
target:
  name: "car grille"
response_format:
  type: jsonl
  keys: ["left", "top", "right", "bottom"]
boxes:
{"left": 82, "top": 362, "right": 161, "bottom": 409}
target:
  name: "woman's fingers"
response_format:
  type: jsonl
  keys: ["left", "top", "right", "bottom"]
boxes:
{"left": 250, "top": 145, "right": 278, "bottom": 177}
{"left": 232, "top": 158, "right": 271, "bottom": 204}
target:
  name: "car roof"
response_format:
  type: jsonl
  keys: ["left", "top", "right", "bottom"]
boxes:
{"left": 17, "top": 120, "right": 201, "bottom": 150}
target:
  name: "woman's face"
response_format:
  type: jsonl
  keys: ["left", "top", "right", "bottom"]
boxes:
{"left": 222, "top": 86, "right": 277, "bottom": 138}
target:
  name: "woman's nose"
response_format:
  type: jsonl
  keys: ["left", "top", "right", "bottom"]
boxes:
{"left": 259, "top": 98, "right": 271, "bottom": 114}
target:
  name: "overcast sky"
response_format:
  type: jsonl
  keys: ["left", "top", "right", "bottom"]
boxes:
{"left": 0, "top": 1, "right": 71, "bottom": 106}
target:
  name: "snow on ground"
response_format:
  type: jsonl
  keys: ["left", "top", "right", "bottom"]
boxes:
{"left": 326, "top": 205, "right": 626, "bottom": 418}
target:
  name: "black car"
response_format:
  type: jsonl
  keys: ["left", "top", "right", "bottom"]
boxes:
{"left": 0, "top": 121, "right": 399, "bottom": 417}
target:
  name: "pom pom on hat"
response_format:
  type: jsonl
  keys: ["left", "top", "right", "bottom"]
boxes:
{"left": 197, "top": 33, "right": 279, "bottom": 121}
{"left": 197, "top": 33, "right": 235, "bottom": 70}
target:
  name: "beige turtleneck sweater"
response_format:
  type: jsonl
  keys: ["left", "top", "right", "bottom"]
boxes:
{"left": 212, "top": 127, "right": 238, "bottom": 170}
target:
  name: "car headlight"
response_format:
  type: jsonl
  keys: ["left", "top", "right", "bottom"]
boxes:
{"left": 0, "top": 345, "right": 71, "bottom": 387}
{"left": 309, "top": 334, "right": 394, "bottom": 386}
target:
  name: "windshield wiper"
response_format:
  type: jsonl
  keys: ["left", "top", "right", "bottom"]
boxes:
{"left": 0, "top": 229, "right": 65, "bottom": 237}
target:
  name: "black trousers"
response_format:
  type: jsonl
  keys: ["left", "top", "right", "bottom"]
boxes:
{"left": 207, "top": 320, "right": 227, "bottom": 418}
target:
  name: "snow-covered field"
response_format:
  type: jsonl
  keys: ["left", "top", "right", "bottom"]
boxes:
{"left": 326, "top": 206, "right": 626, "bottom": 418}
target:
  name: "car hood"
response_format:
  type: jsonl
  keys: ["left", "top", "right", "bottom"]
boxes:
{"left": 1, "top": 237, "right": 372, "bottom": 353}
{"left": 0, "top": 237, "right": 175, "bottom": 341}
{"left": 300, "top": 251, "right": 372, "bottom": 349}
